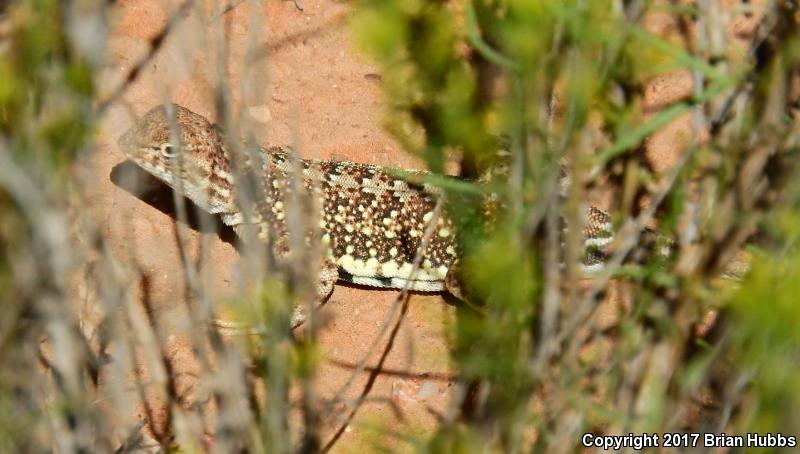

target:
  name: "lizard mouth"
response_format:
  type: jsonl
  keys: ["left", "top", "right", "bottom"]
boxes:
{"left": 116, "top": 125, "right": 145, "bottom": 160}
{"left": 115, "top": 126, "right": 174, "bottom": 187}
{"left": 116, "top": 122, "right": 132, "bottom": 145}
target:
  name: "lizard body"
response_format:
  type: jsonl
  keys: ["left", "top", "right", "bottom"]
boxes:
{"left": 117, "top": 104, "right": 613, "bottom": 302}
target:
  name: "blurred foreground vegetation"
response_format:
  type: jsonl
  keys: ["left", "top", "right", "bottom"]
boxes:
{"left": 0, "top": 0, "right": 799, "bottom": 452}
{"left": 355, "top": 0, "right": 800, "bottom": 449}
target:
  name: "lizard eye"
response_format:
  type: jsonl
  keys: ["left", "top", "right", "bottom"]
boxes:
{"left": 160, "top": 143, "right": 178, "bottom": 158}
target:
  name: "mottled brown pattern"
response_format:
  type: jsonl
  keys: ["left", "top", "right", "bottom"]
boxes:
{"left": 584, "top": 206, "right": 612, "bottom": 241}
{"left": 117, "top": 104, "right": 235, "bottom": 215}
{"left": 118, "top": 104, "right": 459, "bottom": 290}
{"left": 255, "top": 146, "right": 459, "bottom": 288}
{"left": 117, "top": 104, "right": 619, "bottom": 291}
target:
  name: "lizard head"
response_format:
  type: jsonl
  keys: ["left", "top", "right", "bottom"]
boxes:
{"left": 117, "top": 104, "right": 236, "bottom": 214}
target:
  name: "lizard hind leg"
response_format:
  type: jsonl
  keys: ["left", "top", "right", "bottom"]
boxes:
{"left": 443, "top": 262, "right": 490, "bottom": 316}
{"left": 443, "top": 261, "right": 465, "bottom": 301}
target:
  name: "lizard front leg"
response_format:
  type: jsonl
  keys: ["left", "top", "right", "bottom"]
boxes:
{"left": 290, "top": 257, "right": 338, "bottom": 327}
{"left": 215, "top": 220, "right": 340, "bottom": 333}
{"left": 215, "top": 256, "right": 338, "bottom": 335}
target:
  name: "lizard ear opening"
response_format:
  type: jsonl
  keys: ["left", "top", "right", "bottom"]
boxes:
{"left": 160, "top": 143, "right": 178, "bottom": 158}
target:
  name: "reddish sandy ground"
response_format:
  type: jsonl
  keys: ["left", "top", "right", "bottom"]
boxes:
{"left": 86, "top": 0, "right": 763, "bottom": 451}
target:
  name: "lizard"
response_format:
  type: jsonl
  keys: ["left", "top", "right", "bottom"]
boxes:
{"left": 116, "top": 104, "right": 622, "bottom": 324}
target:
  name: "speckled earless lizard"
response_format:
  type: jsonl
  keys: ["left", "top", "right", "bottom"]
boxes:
{"left": 116, "top": 104, "right": 623, "bottom": 322}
